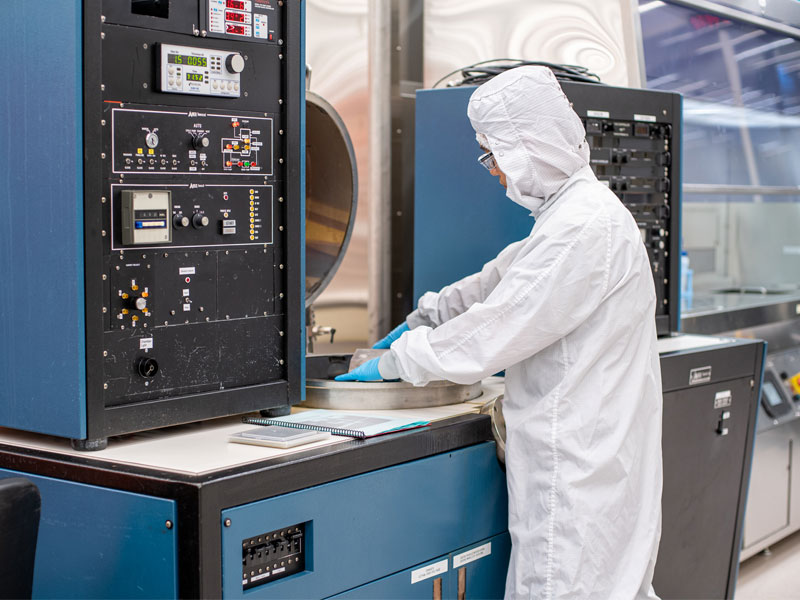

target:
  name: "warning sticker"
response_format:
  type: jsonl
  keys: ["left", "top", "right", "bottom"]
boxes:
{"left": 139, "top": 337, "right": 154, "bottom": 350}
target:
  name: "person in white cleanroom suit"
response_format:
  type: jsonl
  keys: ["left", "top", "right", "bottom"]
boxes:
{"left": 338, "top": 66, "right": 663, "bottom": 599}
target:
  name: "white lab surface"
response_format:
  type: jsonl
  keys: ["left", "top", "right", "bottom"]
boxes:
{"left": 390, "top": 67, "right": 663, "bottom": 599}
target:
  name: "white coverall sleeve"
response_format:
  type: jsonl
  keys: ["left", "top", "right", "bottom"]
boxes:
{"left": 407, "top": 235, "right": 530, "bottom": 329}
{"left": 391, "top": 212, "right": 611, "bottom": 385}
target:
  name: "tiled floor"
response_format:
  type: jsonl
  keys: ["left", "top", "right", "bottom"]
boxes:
{"left": 737, "top": 530, "right": 800, "bottom": 599}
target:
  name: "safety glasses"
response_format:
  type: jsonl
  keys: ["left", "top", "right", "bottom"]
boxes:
{"left": 478, "top": 151, "right": 497, "bottom": 171}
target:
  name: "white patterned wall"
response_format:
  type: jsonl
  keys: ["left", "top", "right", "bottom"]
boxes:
{"left": 424, "top": 0, "right": 641, "bottom": 88}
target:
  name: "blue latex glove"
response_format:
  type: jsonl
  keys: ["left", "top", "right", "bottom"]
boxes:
{"left": 335, "top": 357, "right": 383, "bottom": 382}
{"left": 373, "top": 322, "right": 410, "bottom": 349}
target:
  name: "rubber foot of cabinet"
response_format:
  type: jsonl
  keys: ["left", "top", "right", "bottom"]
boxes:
{"left": 70, "top": 437, "right": 108, "bottom": 451}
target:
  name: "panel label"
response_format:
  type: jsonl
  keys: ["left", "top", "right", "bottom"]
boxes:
{"left": 634, "top": 113, "right": 657, "bottom": 122}
{"left": 714, "top": 390, "right": 732, "bottom": 409}
{"left": 453, "top": 542, "right": 492, "bottom": 568}
{"left": 411, "top": 559, "right": 448, "bottom": 583}
{"left": 587, "top": 110, "right": 609, "bottom": 118}
{"left": 689, "top": 366, "right": 712, "bottom": 385}
{"left": 139, "top": 337, "right": 154, "bottom": 350}
{"left": 179, "top": 267, "right": 196, "bottom": 275}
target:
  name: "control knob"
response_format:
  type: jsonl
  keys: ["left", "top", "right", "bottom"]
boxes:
{"left": 192, "top": 133, "right": 210, "bottom": 151}
{"left": 192, "top": 213, "right": 210, "bottom": 228}
{"left": 225, "top": 53, "right": 245, "bottom": 74}
{"left": 173, "top": 213, "right": 190, "bottom": 228}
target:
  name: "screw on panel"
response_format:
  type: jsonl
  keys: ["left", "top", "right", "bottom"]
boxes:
{"left": 199, "top": 307, "right": 204, "bottom": 312}
{"left": 164, "top": 253, "right": 169, "bottom": 257}
{"left": 279, "top": 197, "right": 284, "bottom": 203}
{"left": 278, "top": 99, "right": 283, "bottom": 105}
{"left": 193, "top": 29, "right": 200, "bottom": 36}
{"left": 278, "top": 39, "right": 283, "bottom": 45}
{"left": 751, "top": 379, "right": 756, "bottom": 389}
{"left": 206, "top": 317, "right": 210, "bottom": 322}
{"left": 201, "top": 30, "right": 207, "bottom": 37}
{"left": 100, "top": 32, "right": 105, "bottom": 40}
{"left": 101, "top": 119, "right": 106, "bottom": 126}
{"left": 143, "top": 43, "right": 148, "bottom": 49}
{"left": 147, "top": 264, "right": 151, "bottom": 269}
{"left": 102, "top": 274, "right": 107, "bottom": 281}
{"left": 279, "top": 331, "right": 284, "bottom": 337}
{"left": 143, "top": 83, "right": 148, "bottom": 89}
{"left": 102, "top": 230, "right": 107, "bottom": 237}
{"left": 279, "top": 293, "right": 284, "bottom": 299}
{"left": 103, "top": 383, "right": 108, "bottom": 390}
{"left": 279, "top": 129, "right": 284, "bottom": 135}
{"left": 165, "top": 520, "right": 173, "bottom": 529}
{"left": 279, "top": 54, "right": 283, "bottom": 60}
{"left": 170, "top": 310, "right": 176, "bottom": 316}
{"left": 101, "top": 196, "right": 107, "bottom": 203}
{"left": 279, "top": 226, "right": 284, "bottom": 231}
{"left": 226, "top": 315, "right": 230, "bottom": 320}
{"left": 278, "top": 0, "right": 283, "bottom": 5}
{"left": 279, "top": 158, "right": 284, "bottom": 164}
{"left": 101, "top": 153, "right": 106, "bottom": 159}
{"left": 101, "top": 15, "right": 106, "bottom": 22}
{"left": 103, "top": 350, "right": 108, "bottom": 357}
{"left": 101, "top": 84, "right": 105, "bottom": 91}
{"left": 205, "top": 251, "right": 210, "bottom": 256}
{"left": 115, "top": 265, "right": 120, "bottom": 271}
{"left": 663, "top": 109, "right": 668, "bottom": 115}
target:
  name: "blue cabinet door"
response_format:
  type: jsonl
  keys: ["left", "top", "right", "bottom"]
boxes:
{"left": 448, "top": 533, "right": 510, "bottom": 599}
{"left": 327, "top": 556, "right": 453, "bottom": 599}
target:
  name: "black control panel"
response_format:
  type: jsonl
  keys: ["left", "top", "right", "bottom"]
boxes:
{"left": 242, "top": 523, "right": 306, "bottom": 589}
{"left": 76, "top": 0, "right": 302, "bottom": 443}
{"left": 562, "top": 82, "right": 681, "bottom": 336}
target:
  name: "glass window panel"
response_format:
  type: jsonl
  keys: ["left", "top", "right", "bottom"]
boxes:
{"left": 639, "top": 1, "right": 800, "bottom": 294}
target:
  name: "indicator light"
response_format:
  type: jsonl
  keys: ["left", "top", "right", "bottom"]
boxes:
{"left": 121, "top": 293, "right": 129, "bottom": 299}
{"left": 224, "top": 212, "right": 229, "bottom": 218}
{"left": 141, "top": 292, "right": 149, "bottom": 298}
{"left": 226, "top": 161, "right": 232, "bottom": 167}
{"left": 137, "top": 148, "right": 143, "bottom": 154}
{"left": 245, "top": 145, "right": 250, "bottom": 150}
{"left": 244, "top": 161, "right": 251, "bottom": 167}
{"left": 132, "top": 315, "right": 139, "bottom": 321}
{"left": 226, "top": 144, "right": 232, "bottom": 150}
{"left": 251, "top": 162, "right": 256, "bottom": 167}
{"left": 237, "top": 161, "right": 243, "bottom": 167}
{"left": 250, "top": 218, "right": 254, "bottom": 224}
{"left": 244, "top": 138, "right": 250, "bottom": 143}
{"left": 234, "top": 145, "right": 240, "bottom": 150}
{"left": 249, "top": 189, "right": 254, "bottom": 194}
{"left": 131, "top": 285, "right": 139, "bottom": 291}
{"left": 185, "top": 277, "right": 191, "bottom": 283}
{"left": 250, "top": 212, "right": 254, "bottom": 217}
{"left": 250, "top": 235, "right": 255, "bottom": 240}
{"left": 122, "top": 309, "right": 130, "bottom": 315}
{"left": 148, "top": 149, "right": 155, "bottom": 155}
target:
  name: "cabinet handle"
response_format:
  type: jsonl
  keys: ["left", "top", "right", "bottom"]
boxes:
{"left": 458, "top": 567, "right": 467, "bottom": 600}
{"left": 433, "top": 577, "right": 442, "bottom": 600}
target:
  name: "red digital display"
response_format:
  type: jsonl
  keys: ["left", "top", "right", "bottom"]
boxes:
{"left": 226, "top": 0, "right": 246, "bottom": 9}
{"left": 226, "top": 10, "right": 246, "bottom": 22}
{"left": 226, "top": 23, "right": 246, "bottom": 35}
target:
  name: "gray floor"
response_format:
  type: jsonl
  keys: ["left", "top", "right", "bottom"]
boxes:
{"left": 737, "top": 530, "right": 800, "bottom": 599}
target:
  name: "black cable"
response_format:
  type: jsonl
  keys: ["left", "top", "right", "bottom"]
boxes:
{"left": 432, "top": 59, "right": 602, "bottom": 88}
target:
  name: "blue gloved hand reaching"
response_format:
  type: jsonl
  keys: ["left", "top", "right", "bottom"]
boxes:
{"left": 335, "top": 357, "right": 383, "bottom": 382}
{"left": 372, "top": 322, "right": 410, "bottom": 349}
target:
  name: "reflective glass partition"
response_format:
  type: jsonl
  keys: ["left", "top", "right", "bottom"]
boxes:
{"left": 638, "top": 1, "right": 800, "bottom": 305}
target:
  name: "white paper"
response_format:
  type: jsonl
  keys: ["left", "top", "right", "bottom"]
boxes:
{"left": 453, "top": 542, "right": 491, "bottom": 568}
{"left": 411, "top": 559, "right": 448, "bottom": 583}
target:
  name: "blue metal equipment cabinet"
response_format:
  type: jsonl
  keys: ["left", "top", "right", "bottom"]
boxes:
{"left": 0, "top": 413, "right": 509, "bottom": 598}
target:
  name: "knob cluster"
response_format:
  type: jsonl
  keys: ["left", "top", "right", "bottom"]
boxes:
{"left": 173, "top": 213, "right": 209, "bottom": 229}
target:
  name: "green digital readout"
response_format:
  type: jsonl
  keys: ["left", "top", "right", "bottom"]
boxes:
{"left": 186, "top": 73, "right": 205, "bottom": 82}
{"left": 168, "top": 54, "right": 208, "bottom": 67}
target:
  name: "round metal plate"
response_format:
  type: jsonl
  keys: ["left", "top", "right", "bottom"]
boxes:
{"left": 302, "top": 379, "right": 484, "bottom": 410}
{"left": 305, "top": 91, "right": 358, "bottom": 307}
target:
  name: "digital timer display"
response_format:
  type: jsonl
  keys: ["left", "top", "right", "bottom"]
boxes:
{"left": 226, "top": 0, "right": 246, "bottom": 9}
{"left": 168, "top": 54, "right": 208, "bottom": 67}
{"left": 226, "top": 10, "right": 246, "bottom": 22}
{"left": 226, "top": 23, "right": 246, "bottom": 35}
{"left": 186, "top": 73, "right": 205, "bottom": 82}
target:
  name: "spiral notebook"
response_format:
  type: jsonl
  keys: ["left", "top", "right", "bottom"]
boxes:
{"left": 242, "top": 410, "right": 430, "bottom": 440}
